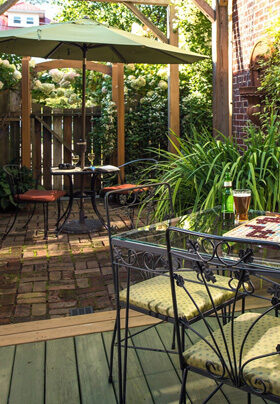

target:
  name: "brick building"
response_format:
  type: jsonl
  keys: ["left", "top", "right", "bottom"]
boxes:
{"left": 232, "top": 0, "right": 280, "bottom": 143}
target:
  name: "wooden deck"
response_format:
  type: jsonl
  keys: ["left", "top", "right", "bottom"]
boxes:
{"left": 0, "top": 308, "right": 271, "bottom": 404}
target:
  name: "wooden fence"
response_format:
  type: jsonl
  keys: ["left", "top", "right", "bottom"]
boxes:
{"left": 0, "top": 104, "right": 101, "bottom": 190}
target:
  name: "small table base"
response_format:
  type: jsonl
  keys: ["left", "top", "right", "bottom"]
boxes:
{"left": 61, "top": 219, "right": 103, "bottom": 234}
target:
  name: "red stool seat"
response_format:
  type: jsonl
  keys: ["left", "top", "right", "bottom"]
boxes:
{"left": 16, "top": 189, "right": 66, "bottom": 202}
{"left": 103, "top": 184, "right": 149, "bottom": 194}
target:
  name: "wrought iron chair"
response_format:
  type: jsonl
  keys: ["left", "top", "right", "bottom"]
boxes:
{"left": 166, "top": 227, "right": 280, "bottom": 404}
{"left": 3, "top": 164, "right": 66, "bottom": 240}
{"left": 105, "top": 184, "right": 244, "bottom": 404}
{"left": 100, "top": 158, "right": 158, "bottom": 198}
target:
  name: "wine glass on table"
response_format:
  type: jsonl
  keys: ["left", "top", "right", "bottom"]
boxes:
{"left": 72, "top": 154, "right": 79, "bottom": 167}
{"left": 88, "top": 151, "right": 95, "bottom": 168}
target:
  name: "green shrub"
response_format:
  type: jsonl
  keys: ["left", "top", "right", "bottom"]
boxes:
{"left": 148, "top": 115, "right": 280, "bottom": 219}
{"left": 0, "top": 166, "right": 35, "bottom": 211}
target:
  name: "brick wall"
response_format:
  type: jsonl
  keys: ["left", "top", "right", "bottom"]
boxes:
{"left": 232, "top": 0, "right": 280, "bottom": 144}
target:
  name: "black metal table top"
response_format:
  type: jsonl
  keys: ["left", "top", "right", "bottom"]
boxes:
{"left": 112, "top": 207, "right": 280, "bottom": 272}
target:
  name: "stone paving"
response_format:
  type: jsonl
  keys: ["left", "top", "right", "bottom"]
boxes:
{"left": 0, "top": 198, "right": 123, "bottom": 325}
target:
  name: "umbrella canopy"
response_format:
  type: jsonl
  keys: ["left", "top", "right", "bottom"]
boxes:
{"left": 0, "top": 19, "right": 206, "bottom": 64}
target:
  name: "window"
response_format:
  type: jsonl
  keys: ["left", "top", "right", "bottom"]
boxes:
{"left": 26, "top": 17, "right": 34, "bottom": 25}
{"left": 13, "top": 16, "right": 21, "bottom": 24}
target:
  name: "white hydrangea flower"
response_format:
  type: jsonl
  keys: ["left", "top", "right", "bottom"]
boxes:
{"left": 128, "top": 75, "right": 136, "bottom": 81}
{"left": 147, "top": 91, "right": 154, "bottom": 97}
{"left": 29, "top": 59, "right": 36, "bottom": 68}
{"left": 101, "top": 86, "right": 108, "bottom": 94}
{"left": 41, "top": 83, "right": 55, "bottom": 95}
{"left": 34, "top": 79, "right": 42, "bottom": 89}
{"left": 50, "top": 69, "right": 64, "bottom": 83}
{"left": 0, "top": 81, "right": 4, "bottom": 90}
{"left": 2, "top": 60, "right": 10, "bottom": 67}
{"left": 61, "top": 80, "right": 71, "bottom": 88}
{"left": 126, "top": 63, "right": 135, "bottom": 71}
{"left": 13, "top": 70, "right": 22, "bottom": 80}
{"left": 9, "top": 64, "right": 16, "bottom": 72}
{"left": 136, "top": 76, "right": 146, "bottom": 87}
{"left": 64, "top": 71, "right": 79, "bottom": 81}
{"left": 158, "top": 80, "right": 168, "bottom": 90}
{"left": 157, "top": 67, "right": 168, "bottom": 80}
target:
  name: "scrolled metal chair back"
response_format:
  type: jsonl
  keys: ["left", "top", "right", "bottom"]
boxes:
{"left": 105, "top": 182, "right": 174, "bottom": 282}
{"left": 3, "top": 164, "right": 35, "bottom": 201}
{"left": 166, "top": 227, "right": 280, "bottom": 399}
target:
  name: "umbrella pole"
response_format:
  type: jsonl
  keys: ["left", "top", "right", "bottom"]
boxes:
{"left": 81, "top": 46, "right": 87, "bottom": 169}
{"left": 79, "top": 46, "right": 87, "bottom": 224}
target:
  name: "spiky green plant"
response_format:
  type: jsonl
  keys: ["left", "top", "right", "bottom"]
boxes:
{"left": 148, "top": 115, "right": 280, "bottom": 218}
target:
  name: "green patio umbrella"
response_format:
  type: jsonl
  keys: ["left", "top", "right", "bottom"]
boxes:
{"left": 0, "top": 19, "right": 206, "bottom": 168}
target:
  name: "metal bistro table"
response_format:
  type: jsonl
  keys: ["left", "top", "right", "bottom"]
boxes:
{"left": 111, "top": 207, "right": 280, "bottom": 271}
{"left": 52, "top": 165, "right": 119, "bottom": 234}
{"left": 110, "top": 207, "right": 280, "bottom": 403}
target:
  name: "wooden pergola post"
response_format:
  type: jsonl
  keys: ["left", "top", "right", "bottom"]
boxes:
{"left": 21, "top": 56, "right": 31, "bottom": 168}
{"left": 212, "top": 0, "right": 230, "bottom": 137}
{"left": 112, "top": 63, "right": 125, "bottom": 179}
{"left": 167, "top": 4, "right": 180, "bottom": 153}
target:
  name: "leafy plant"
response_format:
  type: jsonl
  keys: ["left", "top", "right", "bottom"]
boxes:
{"left": 0, "top": 166, "right": 35, "bottom": 211}
{"left": 148, "top": 115, "right": 280, "bottom": 219}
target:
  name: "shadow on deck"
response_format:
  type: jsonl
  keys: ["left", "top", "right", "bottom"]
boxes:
{"left": 0, "top": 308, "right": 271, "bottom": 404}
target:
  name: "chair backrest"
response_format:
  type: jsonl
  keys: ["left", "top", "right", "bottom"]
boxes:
{"left": 118, "top": 158, "right": 158, "bottom": 184}
{"left": 166, "top": 227, "right": 280, "bottom": 398}
{"left": 3, "top": 164, "right": 35, "bottom": 200}
{"left": 105, "top": 182, "right": 174, "bottom": 288}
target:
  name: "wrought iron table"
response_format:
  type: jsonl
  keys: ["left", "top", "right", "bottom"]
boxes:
{"left": 111, "top": 207, "right": 280, "bottom": 272}
{"left": 110, "top": 207, "right": 280, "bottom": 403}
{"left": 52, "top": 165, "right": 119, "bottom": 234}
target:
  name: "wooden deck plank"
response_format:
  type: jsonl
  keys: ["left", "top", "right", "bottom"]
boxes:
{"left": 45, "top": 338, "right": 80, "bottom": 404}
{"left": 130, "top": 326, "right": 181, "bottom": 403}
{"left": 75, "top": 333, "right": 116, "bottom": 404}
{"left": 103, "top": 330, "right": 152, "bottom": 403}
{"left": 0, "top": 310, "right": 160, "bottom": 347}
{"left": 9, "top": 342, "right": 45, "bottom": 404}
{"left": 0, "top": 345, "right": 15, "bottom": 403}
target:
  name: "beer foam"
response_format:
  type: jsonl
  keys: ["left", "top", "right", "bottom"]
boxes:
{"left": 233, "top": 192, "right": 251, "bottom": 197}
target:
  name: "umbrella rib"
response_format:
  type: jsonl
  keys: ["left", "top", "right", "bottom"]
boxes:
{"left": 45, "top": 42, "right": 64, "bottom": 59}
{"left": 109, "top": 45, "right": 126, "bottom": 63}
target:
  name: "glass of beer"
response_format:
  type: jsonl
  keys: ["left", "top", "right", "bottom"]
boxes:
{"left": 233, "top": 189, "right": 251, "bottom": 222}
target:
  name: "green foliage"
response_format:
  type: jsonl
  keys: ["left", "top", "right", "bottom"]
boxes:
{"left": 150, "top": 115, "right": 280, "bottom": 219}
{"left": 258, "top": 17, "right": 280, "bottom": 116}
{"left": 0, "top": 166, "right": 35, "bottom": 211}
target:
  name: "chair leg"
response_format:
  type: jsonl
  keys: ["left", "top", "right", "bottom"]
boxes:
{"left": 43, "top": 203, "right": 49, "bottom": 240}
{"left": 171, "top": 322, "right": 176, "bottom": 349}
{"left": 247, "top": 393, "right": 251, "bottom": 404}
{"left": 23, "top": 203, "right": 36, "bottom": 229}
{"left": 179, "top": 368, "right": 188, "bottom": 404}
{"left": 108, "top": 318, "right": 117, "bottom": 383}
{"left": 2, "top": 203, "right": 19, "bottom": 241}
{"left": 56, "top": 198, "right": 61, "bottom": 232}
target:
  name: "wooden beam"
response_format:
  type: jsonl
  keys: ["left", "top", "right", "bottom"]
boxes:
{"left": 0, "top": 0, "right": 18, "bottom": 15}
{"left": 34, "top": 115, "right": 74, "bottom": 154}
{"left": 167, "top": 5, "right": 180, "bottom": 153}
{"left": 212, "top": 0, "right": 229, "bottom": 137}
{"left": 190, "top": 0, "right": 216, "bottom": 23}
{"left": 124, "top": 2, "right": 168, "bottom": 43}
{"left": 112, "top": 64, "right": 125, "bottom": 180}
{"left": 21, "top": 57, "right": 31, "bottom": 168}
{"left": 84, "top": 0, "right": 170, "bottom": 6}
{"left": 34, "top": 60, "right": 112, "bottom": 75}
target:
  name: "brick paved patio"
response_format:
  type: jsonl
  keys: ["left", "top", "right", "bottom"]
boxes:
{"left": 0, "top": 198, "right": 123, "bottom": 325}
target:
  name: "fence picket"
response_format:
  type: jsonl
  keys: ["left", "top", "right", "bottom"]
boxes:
{"left": 53, "top": 109, "right": 63, "bottom": 189}
{"left": 43, "top": 106, "right": 52, "bottom": 189}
